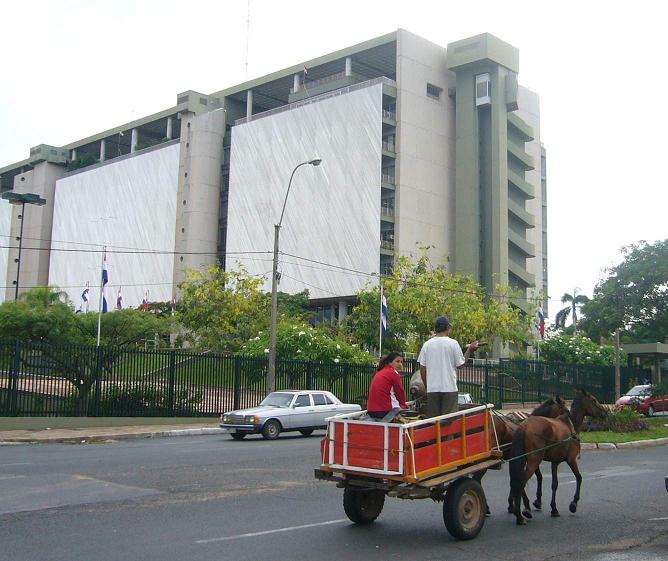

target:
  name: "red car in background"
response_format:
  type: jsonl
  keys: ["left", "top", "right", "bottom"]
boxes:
{"left": 615, "top": 384, "right": 667, "bottom": 416}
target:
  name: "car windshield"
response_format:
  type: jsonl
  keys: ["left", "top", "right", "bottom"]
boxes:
{"left": 260, "top": 392, "right": 294, "bottom": 408}
{"left": 626, "top": 385, "right": 651, "bottom": 396}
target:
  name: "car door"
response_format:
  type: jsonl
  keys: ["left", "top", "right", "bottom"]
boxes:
{"left": 289, "top": 393, "right": 315, "bottom": 428}
{"left": 311, "top": 392, "right": 339, "bottom": 427}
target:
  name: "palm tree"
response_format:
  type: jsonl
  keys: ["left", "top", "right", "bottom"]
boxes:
{"left": 554, "top": 290, "right": 589, "bottom": 334}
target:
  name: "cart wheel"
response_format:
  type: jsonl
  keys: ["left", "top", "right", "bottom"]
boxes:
{"left": 443, "top": 478, "right": 487, "bottom": 540}
{"left": 343, "top": 488, "right": 385, "bottom": 524}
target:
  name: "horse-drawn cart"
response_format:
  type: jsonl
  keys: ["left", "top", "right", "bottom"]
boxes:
{"left": 315, "top": 404, "right": 503, "bottom": 540}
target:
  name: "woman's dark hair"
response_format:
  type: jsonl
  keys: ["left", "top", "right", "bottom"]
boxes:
{"left": 377, "top": 351, "right": 403, "bottom": 371}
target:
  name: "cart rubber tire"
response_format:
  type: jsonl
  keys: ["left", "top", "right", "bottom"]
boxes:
{"left": 230, "top": 432, "right": 246, "bottom": 441}
{"left": 262, "top": 420, "right": 281, "bottom": 440}
{"left": 343, "top": 488, "right": 385, "bottom": 524}
{"left": 299, "top": 429, "right": 314, "bottom": 436}
{"left": 443, "top": 478, "right": 487, "bottom": 540}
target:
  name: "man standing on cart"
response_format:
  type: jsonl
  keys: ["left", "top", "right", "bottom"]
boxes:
{"left": 418, "top": 316, "right": 479, "bottom": 417}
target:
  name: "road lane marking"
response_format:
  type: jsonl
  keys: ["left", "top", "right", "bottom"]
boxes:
{"left": 196, "top": 519, "right": 348, "bottom": 544}
{"left": 0, "top": 462, "right": 32, "bottom": 467}
{"left": 0, "top": 474, "right": 26, "bottom": 480}
{"left": 648, "top": 517, "right": 668, "bottom": 521}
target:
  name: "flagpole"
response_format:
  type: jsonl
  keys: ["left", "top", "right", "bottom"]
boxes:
{"left": 96, "top": 246, "right": 106, "bottom": 347}
{"left": 378, "top": 276, "right": 383, "bottom": 357}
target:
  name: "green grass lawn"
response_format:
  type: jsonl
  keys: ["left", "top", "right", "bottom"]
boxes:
{"left": 580, "top": 416, "right": 668, "bottom": 444}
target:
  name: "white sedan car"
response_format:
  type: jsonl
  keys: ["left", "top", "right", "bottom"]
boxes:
{"left": 220, "top": 390, "right": 361, "bottom": 440}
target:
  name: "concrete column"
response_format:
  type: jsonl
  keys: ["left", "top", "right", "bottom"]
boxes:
{"left": 166, "top": 117, "right": 173, "bottom": 139}
{"left": 246, "top": 90, "right": 253, "bottom": 120}
{"left": 71, "top": 149, "right": 77, "bottom": 161}
{"left": 100, "top": 139, "right": 106, "bottom": 162}
{"left": 345, "top": 56, "right": 352, "bottom": 76}
{"left": 130, "top": 128, "right": 138, "bottom": 153}
{"left": 338, "top": 300, "right": 348, "bottom": 324}
{"left": 172, "top": 108, "right": 226, "bottom": 292}
{"left": 293, "top": 73, "right": 301, "bottom": 92}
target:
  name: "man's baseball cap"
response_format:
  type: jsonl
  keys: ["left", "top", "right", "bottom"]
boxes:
{"left": 435, "top": 316, "right": 451, "bottom": 332}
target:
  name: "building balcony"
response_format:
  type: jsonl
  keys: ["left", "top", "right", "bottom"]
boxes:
{"left": 382, "top": 108, "right": 396, "bottom": 124}
{"left": 381, "top": 172, "right": 395, "bottom": 189}
{"left": 382, "top": 141, "right": 396, "bottom": 156}
{"left": 380, "top": 239, "right": 394, "bottom": 251}
{"left": 508, "top": 169, "right": 535, "bottom": 199}
{"left": 288, "top": 71, "right": 367, "bottom": 103}
{"left": 381, "top": 204, "right": 395, "bottom": 219}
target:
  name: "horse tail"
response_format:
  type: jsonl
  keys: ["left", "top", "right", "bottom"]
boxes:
{"left": 509, "top": 426, "right": 527, "bottom": 493}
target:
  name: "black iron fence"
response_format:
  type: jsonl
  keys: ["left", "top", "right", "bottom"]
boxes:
{"left": 0, "top": 340, "right": 649, "bottom": 417}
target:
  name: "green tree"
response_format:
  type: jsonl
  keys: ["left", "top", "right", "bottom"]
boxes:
{"left": 554, "top": 290, "right": 589, "bottom": 334}
{"left": 581, "top": 239, "right": 668, "bottom": 342}
{"left": 177, "top": 264, "right": 270, "bottom": 352}
{"left": 344, "top": 250, "right": 530, "bottom": 354}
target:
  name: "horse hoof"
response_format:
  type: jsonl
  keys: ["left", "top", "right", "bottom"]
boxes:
{"left": 522, "top": 510, "right": 533, "bottom": 519}
{"left": 569, "top": 502, "right": 577, "bottom": 513}
{"left": 507, "top": 506, "right": 514, "bottom": 514}
{"left": 533, "top": 500, "right": 542, "bottom": 510}
{"left": 551, "top": 511, "right": 560, "bottom": 518}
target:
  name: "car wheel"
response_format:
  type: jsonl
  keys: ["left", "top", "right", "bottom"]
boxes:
{"left": 262, "top": 420, "right": 281, "bottom": 440}
{"left": 299, "top": 429, "right": 314, "bottom": 436}
{"left": 647, "top": 405, "right": 655, "bottom": 417}
{"left": 230, "top": 432, "right": 246, "bottom": 441}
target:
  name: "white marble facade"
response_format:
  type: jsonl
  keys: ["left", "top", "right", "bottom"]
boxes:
{"left": 226, "top": 83, "right": 383, "bottom": 298}
{"left": 48, "top": 144, "right": 179, "bottom": 310}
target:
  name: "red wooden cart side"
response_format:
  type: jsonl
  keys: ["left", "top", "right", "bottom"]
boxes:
{"left": 320, "top": 404, "right": 497, "bottom": 483}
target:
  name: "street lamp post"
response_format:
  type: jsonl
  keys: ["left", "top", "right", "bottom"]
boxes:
{"left": 1, "top": 192, "right": 47, "bottom": 301}
{"left": 267, "top": 158, "right": 322, "bottom": 393}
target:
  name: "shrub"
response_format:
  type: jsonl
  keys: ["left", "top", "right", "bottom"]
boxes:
{"left": 540, "top": 334, "right": 624, "bottom": 366}
{"left": 585, "top": 407, "right": 649, "bottom": 433}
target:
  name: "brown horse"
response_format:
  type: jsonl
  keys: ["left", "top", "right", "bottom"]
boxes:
{"left": 490, "top": 396, "right": 570, "bottom": 516}
{"left": 509, "top": 389, "right": 608, "bottom": 525}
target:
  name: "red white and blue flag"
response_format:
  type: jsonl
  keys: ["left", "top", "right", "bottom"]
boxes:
{"left": 101, "top": 254, "right": 109, "bottom": 314}
{"left": 381, "top": 288, "right": 388, "bottom": 338}
{"left": 142, "top": 290, "right": 149, "bottom": 312}
{"left": 538, "top": 307, "right": 545, "bottom": 339}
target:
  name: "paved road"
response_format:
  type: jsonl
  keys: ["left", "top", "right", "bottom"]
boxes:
{"left": 0, "top": 433, "right": 666, "bottom": 561}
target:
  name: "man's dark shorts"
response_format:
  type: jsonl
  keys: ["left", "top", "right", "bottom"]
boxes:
{"left": 426, "top": 391, "right": 458, "bottom": 417}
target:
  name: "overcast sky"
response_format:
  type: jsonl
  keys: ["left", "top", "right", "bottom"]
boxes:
{"left": 1, "top": 0, "right": 665, "bottom": 324}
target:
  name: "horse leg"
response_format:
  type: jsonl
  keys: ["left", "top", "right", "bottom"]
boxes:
{"left": 550, "top": 462, "right": 560, "bottom": 517}
{"left": 474, "top": 469, "right": 491, "bottom": 516}
{"left": 533, "top": 467, "right": 543, "bottom": 510}
{"left": 567, "top": 458, "right": 583, "bottom": 513}
{"left": 513, "top": 461, "right": 538, "bottom": 525}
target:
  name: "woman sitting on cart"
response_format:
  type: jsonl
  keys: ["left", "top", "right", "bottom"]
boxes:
{"left": 367, "top": 352, "right": 408, "bottom": 419}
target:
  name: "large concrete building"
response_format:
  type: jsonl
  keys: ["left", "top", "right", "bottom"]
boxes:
{"left": 0, "top": 30, "right": 546, "bottom": 319}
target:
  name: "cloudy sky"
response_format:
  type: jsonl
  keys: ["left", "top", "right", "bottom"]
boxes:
{"left": 1, "top": 0, "right": 665, "bottom": 323}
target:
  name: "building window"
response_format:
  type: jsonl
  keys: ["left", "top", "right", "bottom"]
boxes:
{"left": 426, "top": 83, "right": 442, "bottom": 100}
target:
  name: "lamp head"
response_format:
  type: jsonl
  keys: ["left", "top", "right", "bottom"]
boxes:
{"left": 309, "top": 158, "right": 322, "bottom": 166}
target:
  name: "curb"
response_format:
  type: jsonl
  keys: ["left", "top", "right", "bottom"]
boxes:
{"left": 0, "top": 427, "right": 226, "bottom": 445}
{"left": 582, "top": 436, "right": 668, "bottom": 450}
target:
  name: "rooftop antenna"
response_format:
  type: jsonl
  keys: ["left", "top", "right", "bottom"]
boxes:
{"left": 245, "top": 0, "right": 251, "bottom": 80}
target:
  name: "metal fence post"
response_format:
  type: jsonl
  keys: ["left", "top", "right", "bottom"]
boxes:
{"left": 306, "top": 362, "right": 313, "bottom": 390}
{"left": 94, "top": 345, "right": 103, "bottom": 417}
{"left": 343, "top": 364, "right": 350, "bottom": 403}
{"left": 9, "top": 340, "right": 21, "bottom": 416}
{"left": 483, "top": 360, "right": 489, "bottom": 406}
{"left": 168, "top": 350, "right": 176, "bottom": 417}
{"left": 233, "top": 356, "right": 241, "bottom": 411}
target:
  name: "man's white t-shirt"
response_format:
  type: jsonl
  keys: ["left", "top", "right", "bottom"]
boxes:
{"left": 417, "top": 336, "right": 465, "bottom": 393}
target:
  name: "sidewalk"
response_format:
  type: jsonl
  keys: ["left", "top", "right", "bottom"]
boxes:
{"left": 0, "top": 422, "right": 224, "bottom": 445}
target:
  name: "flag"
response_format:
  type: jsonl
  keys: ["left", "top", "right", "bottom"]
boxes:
{"left": 381, "top": 288, "right": 388, "bottom": 337}
{"left": 538, "top": 307, "right": 545, "bottom": 339}
{"left": 142, "top": 290, "right": 149, "bottom": 312}
{"left": 101, "top": 254, "right": 108, "bottom": 314}
{"left": 81, "top": 283, "right": 90, "bottom": 312}
{"left": 116, "top": 289, "right": 123, "bottom": 310}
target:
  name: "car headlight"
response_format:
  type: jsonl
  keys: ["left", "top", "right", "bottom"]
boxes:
{"left": 222, "top": 415, "right": 230, "bottom": 423}
{"left": 245, "top": 415, "right": 259, "bottom": 424}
